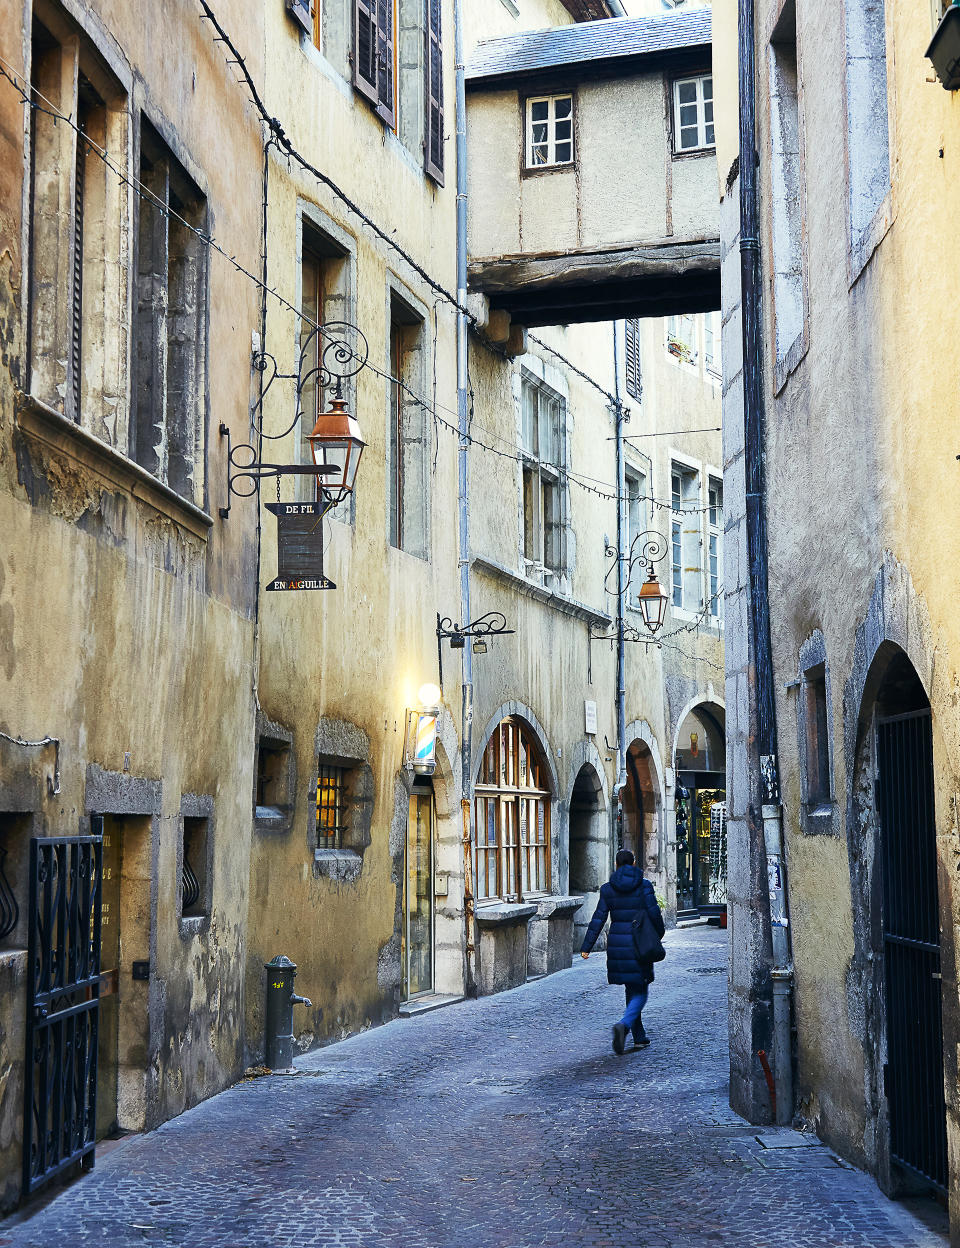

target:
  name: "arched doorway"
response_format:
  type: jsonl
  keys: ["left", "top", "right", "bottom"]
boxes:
{"left": 569, "top": 763, "right": 605, "bottom": 896}
{"left": 871, "top": 651, "right": 947, "bottom": 1193}
{"left": 473, "top": 717, "right": 552, "bottom": 902}
{"left": 621, "top": 740, "right": 660, "bottom": 877}
{"left": 673, "top": 701, "right": 726, "bottom": 915}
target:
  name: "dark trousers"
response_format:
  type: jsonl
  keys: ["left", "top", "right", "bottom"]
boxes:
{"left": 620, "top": 984, "right": 649, "bottom": 1039}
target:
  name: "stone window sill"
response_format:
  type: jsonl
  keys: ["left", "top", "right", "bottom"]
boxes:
{"left": 314, "top": 848, "right": 362, "bottom": 883}
{"left": 535, "top": 895, "right": 584, "bottom": 919}
{"left": 15, "top": 391, "right": 213, "bottom": 540}
{"left": 475, "top": 902, "right": 539, "bottom": 926}
{"left": 473, "top": 555, "right": 610, "bottom": 629}
{"left": 179, "top": 913, "right": 210, "bottom": 939}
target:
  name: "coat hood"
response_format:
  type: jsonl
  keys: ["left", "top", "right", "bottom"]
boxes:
{"left": 610, "top": 863, "right": 644, "bottom": 893}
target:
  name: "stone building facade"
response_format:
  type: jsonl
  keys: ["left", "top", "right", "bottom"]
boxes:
{"left": 715, "top": 0, "right": 960, "bottom": 1231}
{"left": 0, "top": 0, "right": 722, "bottom": 1212}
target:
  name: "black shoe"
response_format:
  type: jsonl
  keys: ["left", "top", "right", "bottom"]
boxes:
{"left": 633, "top": 1029, "right": 651, "bottom": 1048}
{"left": 612, "top": 1023, "right": 627, "bottom": 1055}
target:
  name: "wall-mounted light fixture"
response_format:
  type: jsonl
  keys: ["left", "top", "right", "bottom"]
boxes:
{"left": 404, "top": 684, "right": 442, "bottom": 776}
{"left": 927, "top": 3, "right": 960, "bottom": 89}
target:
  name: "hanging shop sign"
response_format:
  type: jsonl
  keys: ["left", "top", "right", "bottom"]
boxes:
{"left": 219, "top": 321, "right": 367, "bottom": 595}
{"left": 265, "top": 502, "right": 335, "bottom": 592}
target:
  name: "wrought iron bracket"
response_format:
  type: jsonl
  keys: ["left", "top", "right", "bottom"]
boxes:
{"left": 436, "top": 611, "right": 514, "bottom": 687}
{"left": 220, "top": 319, "right": 369, "bottom": 519}
{"left": 219, "top": 422, "right": 336, "bottom": 519}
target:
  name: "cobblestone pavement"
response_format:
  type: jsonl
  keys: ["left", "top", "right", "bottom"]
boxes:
{"left": 1, "top": 926, "right": 948, "bottom": 1247}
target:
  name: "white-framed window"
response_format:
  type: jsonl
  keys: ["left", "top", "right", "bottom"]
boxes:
{"left": 704, "top": 311, "right": 721, "bottom": 379}
{"left": 521, "top": 374, "right": 565, "bottom": 582}
{"left": 670, "top": 463, "right": 701, "bottom": 611}
{"left": 525, "top": 94, "right": 574, "bottom": 169}
{"left": 666, "top": 314, "right": 697, "bottom": 366}
{"left": 625, "top": 467, "right": 647, "bottom": 605}
{"left": 673, "top": 74, "right": 714, "bottom": 153}
{"left": 708, "top": 476, "right": 723, "bottom": 621}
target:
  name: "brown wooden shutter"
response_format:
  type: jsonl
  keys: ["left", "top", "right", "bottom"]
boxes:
{"left": 424, "top": 0, "right": 444, "bottom": 184}
{"left": 625, "top": 317, "right": 641, "bottom": 400}
{"left": 354, "top": 0, "right": 379, "bottom": 106}
{"left": 375, "top": 0, "right": 395, "bottom": 126}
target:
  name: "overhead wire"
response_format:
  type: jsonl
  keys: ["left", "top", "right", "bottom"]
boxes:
{"left": 0, "top": 37, "right": 721, "bottom": 524}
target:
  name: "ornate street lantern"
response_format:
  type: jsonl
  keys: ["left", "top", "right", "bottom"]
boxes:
{"left": 306, "top": 396, "right": 365, "bottom": 514}
{"left": 637, "top": 564, "right": 669, "bottom": 634}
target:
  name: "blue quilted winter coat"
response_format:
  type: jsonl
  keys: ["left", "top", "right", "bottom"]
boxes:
{"left": 580, "top": 864, "right": 665, "bottom": 987}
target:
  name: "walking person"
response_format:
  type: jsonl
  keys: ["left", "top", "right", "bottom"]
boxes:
{"left": 580, "top": 848, "right": 665, "bottom": 1054}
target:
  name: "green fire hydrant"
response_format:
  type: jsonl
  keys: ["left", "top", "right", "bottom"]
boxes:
{"left": 264, "top": 954, "right": 312, "bottom": 1072}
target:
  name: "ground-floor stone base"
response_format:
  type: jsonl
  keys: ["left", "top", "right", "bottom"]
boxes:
{"left": 1, "top": 927, "right": 947, "bottom": 1247}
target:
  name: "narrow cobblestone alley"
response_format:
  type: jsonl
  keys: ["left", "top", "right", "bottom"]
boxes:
{"left": 1, "top": 927, "right": 946, "bottom": 1248}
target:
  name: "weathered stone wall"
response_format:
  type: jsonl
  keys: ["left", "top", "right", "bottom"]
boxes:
{"left": 717, "top": 0, "right": 960, "bottom": 1230}
{"left": 0, "top": 0, "right": 263, "bottom": 1209}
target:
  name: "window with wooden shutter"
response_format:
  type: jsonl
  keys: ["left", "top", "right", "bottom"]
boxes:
{"left": 424, "top": 0, "right": 444, "bottom": 184}
{"left": 624, "top": 317, "right": 641, "bottom": 400}
{"left": 354, "top": 0, "right": 395, "bottom": 126}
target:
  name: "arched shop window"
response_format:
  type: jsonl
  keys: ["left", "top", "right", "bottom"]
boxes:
{"left": 474, "top": 719, "right": 552, "bottom": 901}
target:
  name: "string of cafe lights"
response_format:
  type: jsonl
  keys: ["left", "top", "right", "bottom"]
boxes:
{"left": 0, "top": 54, "right": 717, "bottom": 519}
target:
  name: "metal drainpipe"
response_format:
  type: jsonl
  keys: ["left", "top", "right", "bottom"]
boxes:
{"left": 454, "top": 0, "right": 476, "bottom": 997}
{"left": 612, "top": 325, "right": 627, "bottom": 853}
{"left": 738, "top": 0, "right": 793, "bottom": 1124}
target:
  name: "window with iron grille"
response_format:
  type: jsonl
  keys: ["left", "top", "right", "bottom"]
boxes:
{"left": 525, "top": 94, "right": 574, "bottom": 169}
{"left": 624, "top": 318, "right": 642, "bottom": 400}
{"left": 317, "top": 765, "right": 348, "bottom": 850}
{"left": 180, "top": 816, "right": 209, "bottom": 919}
{"left": 474, "top": 720, "right": 551, "bottom": 902}
{"left": 673, "top": 74, "right": 714, "bottom": 153}
{"left": 354, "top": 0, "right": 395, "bottom": 127}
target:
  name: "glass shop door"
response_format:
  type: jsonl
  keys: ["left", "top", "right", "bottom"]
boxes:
{"left": 403, "top": 790, "right": 434, "bottom": 999}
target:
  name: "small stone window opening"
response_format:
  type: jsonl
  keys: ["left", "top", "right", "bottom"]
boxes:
{"left": 525, "top": 94, "right": 574, "bottom": 169}
{"left": 673, "top": 74, "right": 714, "bottom": 153}
{"left": 256, "top": 741, "right": 290, "bottom": 823}
{"left": 0, "top": 814, "right": 31, "bottom": 951}
{"left": 181, "top": 816, "right": 209, "bottom": 919}
{"left": 317, "top": 765, "right": 347, "bottom": 850}
{"left": 803, "top": 665, "right": 832, "bottom": 810}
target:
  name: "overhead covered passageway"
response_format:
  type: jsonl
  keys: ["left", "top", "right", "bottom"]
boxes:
{"left": 466, "top": 10, "right": 719, "bottom": 327}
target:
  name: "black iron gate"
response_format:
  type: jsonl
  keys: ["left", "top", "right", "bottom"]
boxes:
{"left": 22, "top": 829, "right": 103, "bottom": 1198}
{"left": 877, "top": 709, "right": 947, "bottom": 1193}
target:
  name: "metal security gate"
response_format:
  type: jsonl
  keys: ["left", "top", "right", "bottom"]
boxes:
{"left": 23, "top": 832, "right": 103, "bottom": 1198}
{"left": 877, "top": 710, "right": 947, "bottom": 1193}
